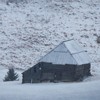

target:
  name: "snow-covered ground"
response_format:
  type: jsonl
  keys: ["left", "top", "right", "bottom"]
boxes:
{"left": 0, "top": 80, "right": 100, "bottom": 100}
{"left": 0, "top": 0, "right": 100, "bottom": 100}
{"left": 0, "top": 68, "right": 100, "bottom": 100}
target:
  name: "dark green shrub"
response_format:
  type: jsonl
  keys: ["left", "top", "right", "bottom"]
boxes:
{"left": 4, "top": 68, "right": 18, "bottom": 81}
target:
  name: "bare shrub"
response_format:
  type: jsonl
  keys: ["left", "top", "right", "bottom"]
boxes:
{"left": 96, "top": 36, "right": 100, "bottom": 44}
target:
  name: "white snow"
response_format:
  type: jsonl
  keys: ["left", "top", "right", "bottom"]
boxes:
{"left": 0, "top": 0, "right": 100, "bottom": 99}
{"left": 0, "top": 0, "right": 100, "bottom": 73}
{"left": 0, "top": 68, "right": 99, "bottom": 100}
{"left": 0, "top": 80, "right": 100, "bottom": 100}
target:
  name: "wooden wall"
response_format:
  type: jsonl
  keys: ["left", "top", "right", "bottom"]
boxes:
{"left": 22, "top": 62, "right": 91, "bottom": 83}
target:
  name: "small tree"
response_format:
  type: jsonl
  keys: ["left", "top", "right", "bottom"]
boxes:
{"left": 4, "top": 68, "right": 18, "bottom": 81}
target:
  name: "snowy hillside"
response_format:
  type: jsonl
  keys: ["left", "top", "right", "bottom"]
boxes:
{"left": 0, "top": 1, "right": 100, "bottom": 100}
{"left": 0, "top": 0, "right": 100, "bottom": 76}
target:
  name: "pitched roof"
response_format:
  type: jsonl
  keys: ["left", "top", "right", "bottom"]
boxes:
{"left": 39, "top": 39, "right": 91, "bottom": 65}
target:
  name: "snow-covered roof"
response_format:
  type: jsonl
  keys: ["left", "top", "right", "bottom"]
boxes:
{"left": 39, "top": 39, "right": 91, "bottom": 65}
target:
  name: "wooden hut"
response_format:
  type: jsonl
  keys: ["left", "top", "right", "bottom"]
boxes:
{"left": 22, "top": 39, "right": 91, "bottom": 83}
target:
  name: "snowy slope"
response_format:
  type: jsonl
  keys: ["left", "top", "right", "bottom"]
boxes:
{"left": 0, "top": 0, "right": 100, "bottom": 76}
{"left": 0, "top": 1, "right": 100, "bottom": 100}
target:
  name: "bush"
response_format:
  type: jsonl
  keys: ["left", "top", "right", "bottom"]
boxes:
{"left": 4, "top": 68, "right": 18, "bottom": 81}
{"left": 97, "top": 36, "right": 100, "bottom": 44}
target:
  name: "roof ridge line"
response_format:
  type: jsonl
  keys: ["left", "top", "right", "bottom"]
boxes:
{"left": 38, "top": 41, "right": 64, "bottom": 62}
{"left": 72, "top": 50, "right": 87, "bottom": 55}
{"left": 38, "top": 39, "right": 74, "bottom": 62}
{"left": 54, "top": 51, "right": 68, "bottom": 53}
{"left": 62, "top": 39, "right": 74, "bottom": 43}
{"left": 63, "top": 42, "right": 78, "bottom": 65}
{"left": 63, "top": 40, "right": 88, "bottom": 65}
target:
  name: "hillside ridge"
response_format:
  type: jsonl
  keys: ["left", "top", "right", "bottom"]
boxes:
{"left": 0, "top": 0, "right": 100, "bottom": 76}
